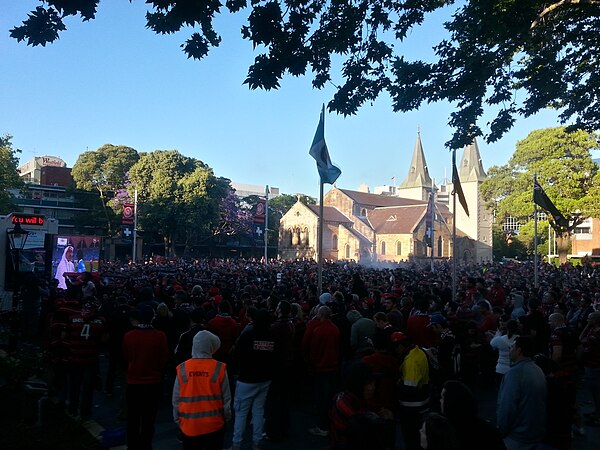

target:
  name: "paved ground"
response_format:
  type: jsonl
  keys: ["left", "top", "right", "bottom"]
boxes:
{"left": 3, "top": 343, "right": 596, "bottom": 450}
{"left": 80, "top": 353, "right": 598, "bottom": 450}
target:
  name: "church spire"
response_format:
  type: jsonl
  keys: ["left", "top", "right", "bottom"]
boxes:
{"left": 400, "top": 130, "right": 432, "bottom": 188}
{"left": 458, "top": 138, "right": 486, "bottom": 182}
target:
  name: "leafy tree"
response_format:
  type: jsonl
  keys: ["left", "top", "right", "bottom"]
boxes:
{"left": 70, "top": 187, "right": 110, "bottom": 235}
{"left": 269, "top": 193, "right": 315, "bottom": 218}
{"left": 71, "top": 144, "right": 140, "bottom": 234}
{"left": 0, "top": 135, "right": 23, "bottom": 214}
{"left": 128, "top": 150, "right": 227, "bottom": 256}
{"left": 212, "top": 187, "right": 254, "bottom": 240}
{"left": 11, "top": 1, "right": 600, "bottom": 148}
{"left": 515, "top": 219, "right": 561, "bottom": 259}
{"left": 481, "top": 127, "right": 600, "bottom": 263}
{"left": 492, "top": 225, "right": 527, "bottom": 261}
{"left": 240, "top": 193, "right": 314, "bottom": 246}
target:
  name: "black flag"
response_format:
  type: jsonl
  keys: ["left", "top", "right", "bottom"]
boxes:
{"left": 533, "top": 178, "right": 567, "bottom": 227}
{"left": 452, "top": 152, "right": 469, "bottom": 216}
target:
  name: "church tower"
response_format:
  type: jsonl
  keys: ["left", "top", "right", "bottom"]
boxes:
{"left": 397, "top": 131, "right": 433, "bottom": 201}
{"left": 453, "top": 139, "right": 493, "bottom": 262}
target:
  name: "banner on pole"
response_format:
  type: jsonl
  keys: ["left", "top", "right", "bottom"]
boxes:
{"left": 122, "top": 203, "right": 134, "bottom": 225}
{"left": 253, "top": 198, "right": 266, "bottom": 246}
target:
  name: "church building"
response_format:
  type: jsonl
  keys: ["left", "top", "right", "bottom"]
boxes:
{"left": 279, "top": 133, "right": 493, "bottom": 263}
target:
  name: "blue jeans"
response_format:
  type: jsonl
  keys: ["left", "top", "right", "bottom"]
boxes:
{"left": 232, "top": 380, "right": 271, "bottom": 447}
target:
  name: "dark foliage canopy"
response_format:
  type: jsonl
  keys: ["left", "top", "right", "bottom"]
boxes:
{"left": 11, "top": 1, "right": 600, "bottom": 148}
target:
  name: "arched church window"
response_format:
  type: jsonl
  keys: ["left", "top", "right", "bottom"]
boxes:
{"left": 345, "top": 244, "right": 351, "bottom": 259}
{"left": 381, "top": 241, "right": 386, "bottom": 255}
{"left": 300, "top": 227, "right": 309, "bottom": 246}
{"left": 360, "top": 208, "right": 366, "bottom": 216}
{"left": 396, "top": 241, "right": 402, "bottom": 256}
{"left": 332, "top": 234, "right": 338, "bottom": 250}
{"left": 292, "top": 228, "right": 300, "bottom": 246}
{"left": 437, "top": 237, "right": 442, "bottom": 257}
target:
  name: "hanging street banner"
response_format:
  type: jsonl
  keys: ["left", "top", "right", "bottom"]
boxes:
{"left": 425, "top": 192, "right": 434, "bottom": 247}
{"left": 122, "top": 224, "right": 133, "bottom": 243}
{"left": 253, "top": 198, "right": 266, "bottom": 246}
{"left": 122, "top": 203, "right": 134, "bottom": 225}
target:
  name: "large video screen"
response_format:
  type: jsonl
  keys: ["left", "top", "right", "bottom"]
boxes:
{"left": 52, "top": 235, "right": 102, "bottom": 287}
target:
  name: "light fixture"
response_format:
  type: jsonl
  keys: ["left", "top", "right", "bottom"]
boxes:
{"left": 7, "top": 222, "right": 30, "bottom": 254}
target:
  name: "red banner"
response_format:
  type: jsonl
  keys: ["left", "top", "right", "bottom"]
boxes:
{"left": 122, "top": 203, "right": 134, "bottom": 225}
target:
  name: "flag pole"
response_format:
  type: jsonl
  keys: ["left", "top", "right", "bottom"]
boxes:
{"left": 452, "top": 150, "right": 457, "bottom": 303}
{"left": 433, "top": 179, "right": 436, "bottom": 271}
{"left": 317, "top": 181, "right": 324, "bottom": 296}
{"left": 264, "top": 185, "right": 269, "bottom": 263}
{"left": 548, "top": 221, "right": 551, "bottom": 263}
{"left": 309, "top": 103, "right": 340, "bottom": 296}
{"left": 534, "top": 173, "right": 539, "bottom": 288}
{"left": 132, "top": 189, "right": 138, "bottom": 263}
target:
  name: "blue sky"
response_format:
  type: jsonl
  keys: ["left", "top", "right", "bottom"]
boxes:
{"left": 2, "top": 1, "right": 569, "bottom": 198}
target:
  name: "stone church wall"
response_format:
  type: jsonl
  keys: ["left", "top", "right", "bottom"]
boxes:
{"left": 278, "top": 203, "right": 317, "bottom": 260}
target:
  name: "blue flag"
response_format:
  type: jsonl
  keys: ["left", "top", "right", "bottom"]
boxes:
{"left": 309, "top": 105, "right": 341, "bottom": 185}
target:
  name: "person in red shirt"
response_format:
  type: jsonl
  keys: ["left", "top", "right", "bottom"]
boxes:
{"left": 488, "top": 278, "right": 507, "bottom": 308}
{"left": 123, "top": 305, "right": 169, "bottom": 450}
{"left": 61, "top": 298, "right": 108, "bottom": 420}
{"left": 207, "top": 301, "right": 239, "bottom": 364}
{"left": 302, "top": 305, "right": 340, "bottom": 437}
{"left": 361, "top": 331, "right": 399, "bottom": 412}
{"left": 406, "top": 297, "right": 437, "bottom": 349}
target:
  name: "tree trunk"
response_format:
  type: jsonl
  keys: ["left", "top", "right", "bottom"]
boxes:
{"left": 557, "top": 231, "right": 570, "bottom": 264}
{"left": 183, "top": 231, "right": 191, "bottom": 257}
{"left": 98, "top": 188, "right": 112, "bottom": 234}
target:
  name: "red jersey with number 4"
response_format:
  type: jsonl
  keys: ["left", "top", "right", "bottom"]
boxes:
{"left": 63, "top": 314, "right": 107, "bottom": 365}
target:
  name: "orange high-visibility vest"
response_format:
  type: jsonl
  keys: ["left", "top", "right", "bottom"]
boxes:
{"left": 176, "top": 359, "right": 226, "bottom": 436}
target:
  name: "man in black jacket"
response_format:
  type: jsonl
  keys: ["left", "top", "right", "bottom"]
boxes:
{"left": 231, "top": 309, "right": 277, "bottom": 450}
{"left": 265, "top": 301, "right": 295, "bottom": 441}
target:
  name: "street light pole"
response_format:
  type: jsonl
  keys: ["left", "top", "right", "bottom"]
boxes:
{"left": 7, "top": 222, "right": 30, "bottom": 308}
{"left": 6, "top": 222, "right": 30, "bottom": 349}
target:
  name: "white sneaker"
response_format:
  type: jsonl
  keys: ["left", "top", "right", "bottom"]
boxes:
{"left": 308, "top": 426, "right": 329, "bottom": 437}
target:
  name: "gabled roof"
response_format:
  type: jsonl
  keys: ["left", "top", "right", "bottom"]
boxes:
{"left": 400, "top": 131, "right": 433, "bottom": 189}
{"left": 337, "top": 188, "right": 426, "bottom": 208}
{"left": 367, "top": 205, "right": 428, "bottom": 234}
{"left": 459, "top": 139, "right": 486, "bottom": 182}
{"left": 341, "top": 223, "right": 373, "bottom": 245}
{"left": 307, "top": 204, "right": 353, "bottom": 224}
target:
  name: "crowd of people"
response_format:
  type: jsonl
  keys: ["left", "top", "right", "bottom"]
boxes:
{"left": 19, "top": 256, "right": 600, "bottom": 450}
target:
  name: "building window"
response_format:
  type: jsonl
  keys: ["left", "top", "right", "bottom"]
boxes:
{"left": 301, "top": 227, "right": 309, "bottom": 246}
{"left": 396, "top": 241, "right": 402, "bottom": 256}
{"left": 381, "top": 241, "right": 386, "bottom": 255}
{"left": 332, "top": 234, "right": 338, "bottom": 250}
{"left": 573, "top": 227, "right": 591, "bottom": 234}
{"left": 360, "top": 208, "right": 367, "bottom": 216}
{"left": 437, "top": 237, "right": 442, "bottom": 257}
{"left": 502, "top": 216, "right": 521, "bottom": 232}
{"left": 345, "top": 244, "right": 351, "bottom": 259}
